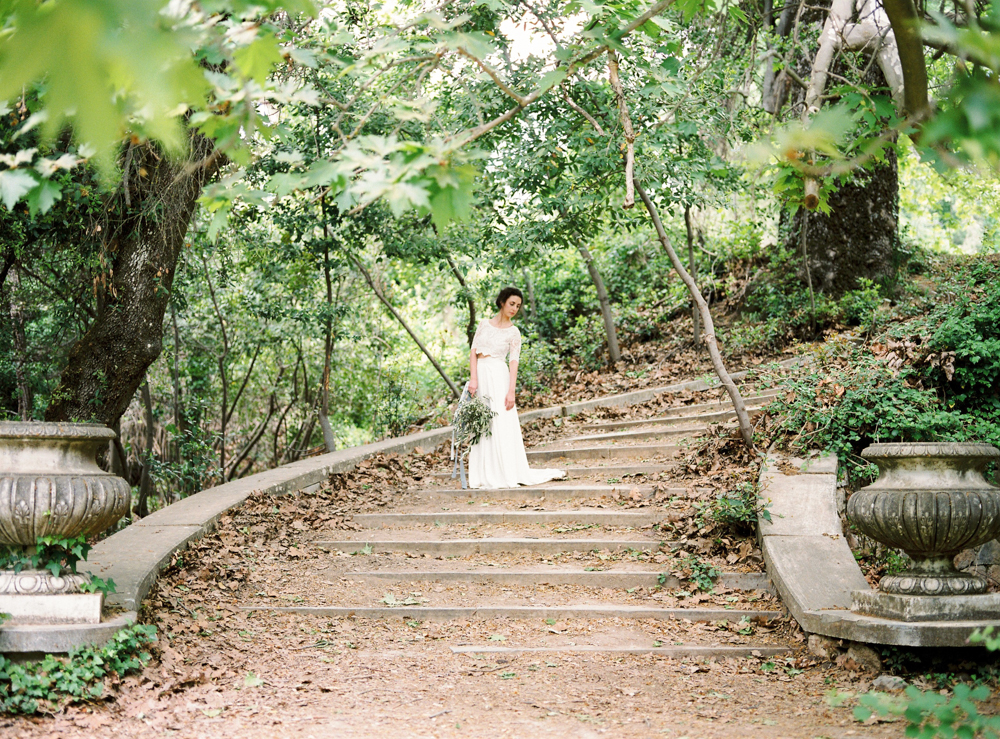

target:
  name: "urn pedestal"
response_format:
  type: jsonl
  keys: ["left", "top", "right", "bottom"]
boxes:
{"left": 0, "top": 422, "right": 131, "bottom": 652}
{"left": 847, "top": 442, "right": 1000, "bottom": 621}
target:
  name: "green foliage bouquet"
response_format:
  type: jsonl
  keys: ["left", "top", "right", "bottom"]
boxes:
{"left": 451, "top": 386, "right": 497, "bottom": 488}
{"left": 455, "top": 392, "right": 497, "bottom": 448}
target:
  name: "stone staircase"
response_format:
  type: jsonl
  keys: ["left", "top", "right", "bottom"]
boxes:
{"left": 247, "top": 393, "right": 794, "bottom": 658}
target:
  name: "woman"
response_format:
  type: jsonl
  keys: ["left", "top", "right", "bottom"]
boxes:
{"left": 467, "top": 287, "right": 566, "bottom": 489}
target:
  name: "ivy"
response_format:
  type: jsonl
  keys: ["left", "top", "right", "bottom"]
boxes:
{"left": 0, "top": 536, "right": 115, "bottom": 593}
{"left": 0, "top": 624, "right": 156, "bottom": 715}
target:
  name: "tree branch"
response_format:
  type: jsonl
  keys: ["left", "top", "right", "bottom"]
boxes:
{"left": 560, "top": 90, "right": 607, "bottom": 135}
{"left": 635, "top": 180, "right": 755, "bottom": 450}
{"left": 457, "top": 48, "right": 526, "bottom": 105}
{"left": 883, "top": 0, "right": 930, "bottom": 117}
{"left": 607, "top": 49, "right": 636, "bottom": 209}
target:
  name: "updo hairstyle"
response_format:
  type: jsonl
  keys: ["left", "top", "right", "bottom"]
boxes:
{"left": 495, "top": 286, "right": 524, "bottom": 310}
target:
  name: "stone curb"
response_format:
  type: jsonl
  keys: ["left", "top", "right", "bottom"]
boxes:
{"left": 757, "top": 451, "right": 1000, "bottom": 647}
{"left": 87, "top": 358, "right": 805, "bottom": 614}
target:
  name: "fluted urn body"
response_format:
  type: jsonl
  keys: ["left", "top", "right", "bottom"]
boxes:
{"left": 847, "top": 442, "right": 1000, "bottom": 596}
{"left": 0, "top": 422, "right": 130, "bottom": 547}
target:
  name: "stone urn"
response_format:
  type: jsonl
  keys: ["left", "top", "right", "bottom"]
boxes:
{"left": 848, "top": 442, "right": 1000, "bottom": 596}
{"left": 0, "top": 422, "right": 130, "bottom": 593}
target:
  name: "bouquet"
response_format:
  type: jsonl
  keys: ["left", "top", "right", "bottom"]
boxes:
{"left": 451, "top": 385, "right": 497, "bottom": 488}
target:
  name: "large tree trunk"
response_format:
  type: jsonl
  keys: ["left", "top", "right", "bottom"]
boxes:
{"left": 45, "top": 134, "right": 221, "bottom": 427}
{"left": 787, "top": 146, "right": 898, "bottom": 296}
{"left": 782, "top": 55, "right": 899, "bottom": 296}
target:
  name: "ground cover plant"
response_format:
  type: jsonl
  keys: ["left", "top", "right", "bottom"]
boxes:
{"left": 0, "top": 625, "right": 156, "bottom": 715}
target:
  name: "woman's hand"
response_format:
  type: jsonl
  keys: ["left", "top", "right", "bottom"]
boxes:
{"left": 505, "top": 391, "right": 516, "bottom": 411}
{"left": 468, "top": 380, "right": 478, "bottom": 397}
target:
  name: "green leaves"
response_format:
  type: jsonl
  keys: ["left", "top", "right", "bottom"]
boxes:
{"left": 856, "top": 684, "right": 1000, "bottom": 737}
{"left": 0, "top": 0, "right": 319, "bottom": 182}
{"left": 25, "top": 179, "right": 62, "bottom": 217}
{"left": 0, "top": 534, "right": 92, "bottom": 576}
{"left": 0, "top": 168, "right": 37, "bottom": 209}
{"left": 233, "top": 33, "right": 285, "bottom": 85}
{"left": 0, "top": 623, "right": 156, "bottom": 714}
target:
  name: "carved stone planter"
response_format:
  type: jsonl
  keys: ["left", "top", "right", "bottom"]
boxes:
{"left": 0, "top": 422, "right": 130, "bottom": 548}
{"left": 848, "top": 442, "right": 1000, "bottom": 597}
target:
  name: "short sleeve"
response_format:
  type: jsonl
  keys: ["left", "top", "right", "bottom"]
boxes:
{"left": 470, "top": 320, "right": 487, "bottom": 352}
{"left": 508, "top": 329, "right": 522, "bottom": 363}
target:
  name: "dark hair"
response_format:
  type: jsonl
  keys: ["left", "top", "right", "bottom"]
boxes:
{"left": 495, "top": 286, "right": 524, "bottom": 310}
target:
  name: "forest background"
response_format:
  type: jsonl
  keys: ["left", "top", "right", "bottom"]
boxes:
{"left": 1, "top": 0, "right": 999, "bottom": 517}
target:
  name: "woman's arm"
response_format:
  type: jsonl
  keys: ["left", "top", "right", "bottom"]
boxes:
{"left": 469, "top": 349, "right": 479, "bottom": 396}
{"left": 505, "top": 360, "right": 518, "bottom": 410}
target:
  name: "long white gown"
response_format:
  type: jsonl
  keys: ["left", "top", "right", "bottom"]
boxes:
{"left": 467, "top": 319, "right": 566, "bottom": 490}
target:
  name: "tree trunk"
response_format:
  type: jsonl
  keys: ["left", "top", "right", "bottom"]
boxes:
{"left": 45, "top": 134, "right": 221, "bottom": 427}
{"left": 636, "top": 182, "right": 756, "bottom": 451}
{"left": 683, "top": 206, "right": 701, "bottom": 347}
{"left": 781, "top": 41, "right": 899, "bottom": 296}
{"left": 169, "top": 302, "right": 186, "bottom": 439}
{"left": 446, "top": 254, "right": 476, "bottom": 346}
{"left": 201, "top": 254, "right": 230, "bottom": 478}
{"left": 786, "top": 144, "right": 898, "bottom": 296}
{"left": 350, "top": 255, "right": 461, "bottom": 399}
{"left": 576, "top": 243, "right": 621, "bottom": 364}
{"left": 5, "top": 263, "right": 33, "bottom": 419}
{"left": 521, "top": 268, "right": 538, "bottom": 323}
{"left": 319, "top": 205, "right": 337, "bottom": 452}
{"left": 135, "top": 380, "right": 156, "bottom": 518}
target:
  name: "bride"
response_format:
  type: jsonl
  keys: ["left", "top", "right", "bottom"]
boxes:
{"left": 467, "top": 287, "right": 566, "bottom": 489}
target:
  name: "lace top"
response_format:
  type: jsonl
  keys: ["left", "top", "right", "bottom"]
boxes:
{"left": 471, "top": 319, "right": 521, "bottom": 363}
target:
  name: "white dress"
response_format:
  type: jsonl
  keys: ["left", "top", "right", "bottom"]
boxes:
{"left": 467, "top": 319, "right": 566, "bottom": 489}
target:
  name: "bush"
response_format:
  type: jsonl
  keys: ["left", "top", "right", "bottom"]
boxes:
{"left": 730, "top": 251, "right": 887, "bottom": 354}
{"left": 768, "top": 356, "right": 968, "bottom": 485}
{"left": 565, "top": 314, "right": 608, "bottom": 370}
{"left": 372, "top": 364, "right": 419, "bottom": 439}
{"left": 767, "top": 256, "right": 1000, "bottom": 485}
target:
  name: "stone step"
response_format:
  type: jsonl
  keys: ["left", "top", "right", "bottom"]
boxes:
{"left": 412, "top": 485, "right": 683, "bottom": 502}
{"left": 352, "top": 510, "right": 667, "bottom": 527}
{"left": 241, "top": 604, "right": 782, "bottom": 622}
{"left": 450, "top": 644, "right": 792, "bottom": 657}
{"left": 315, "top": 538, "right": 665, "bottom": 556}
{"left": 432, "top": 464, "right": 675, "bottom": 481}
{"left": 526, "top": 444, "right": 680, "bottom": 463}
{"left": 580, "top": 408, "right": 759, "bottom": 432}
{"left": 534, "top": 424, "right": 705, "bottom": 447}
{"left": 353, "top": 569, "right": 772, "bottom": 591}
